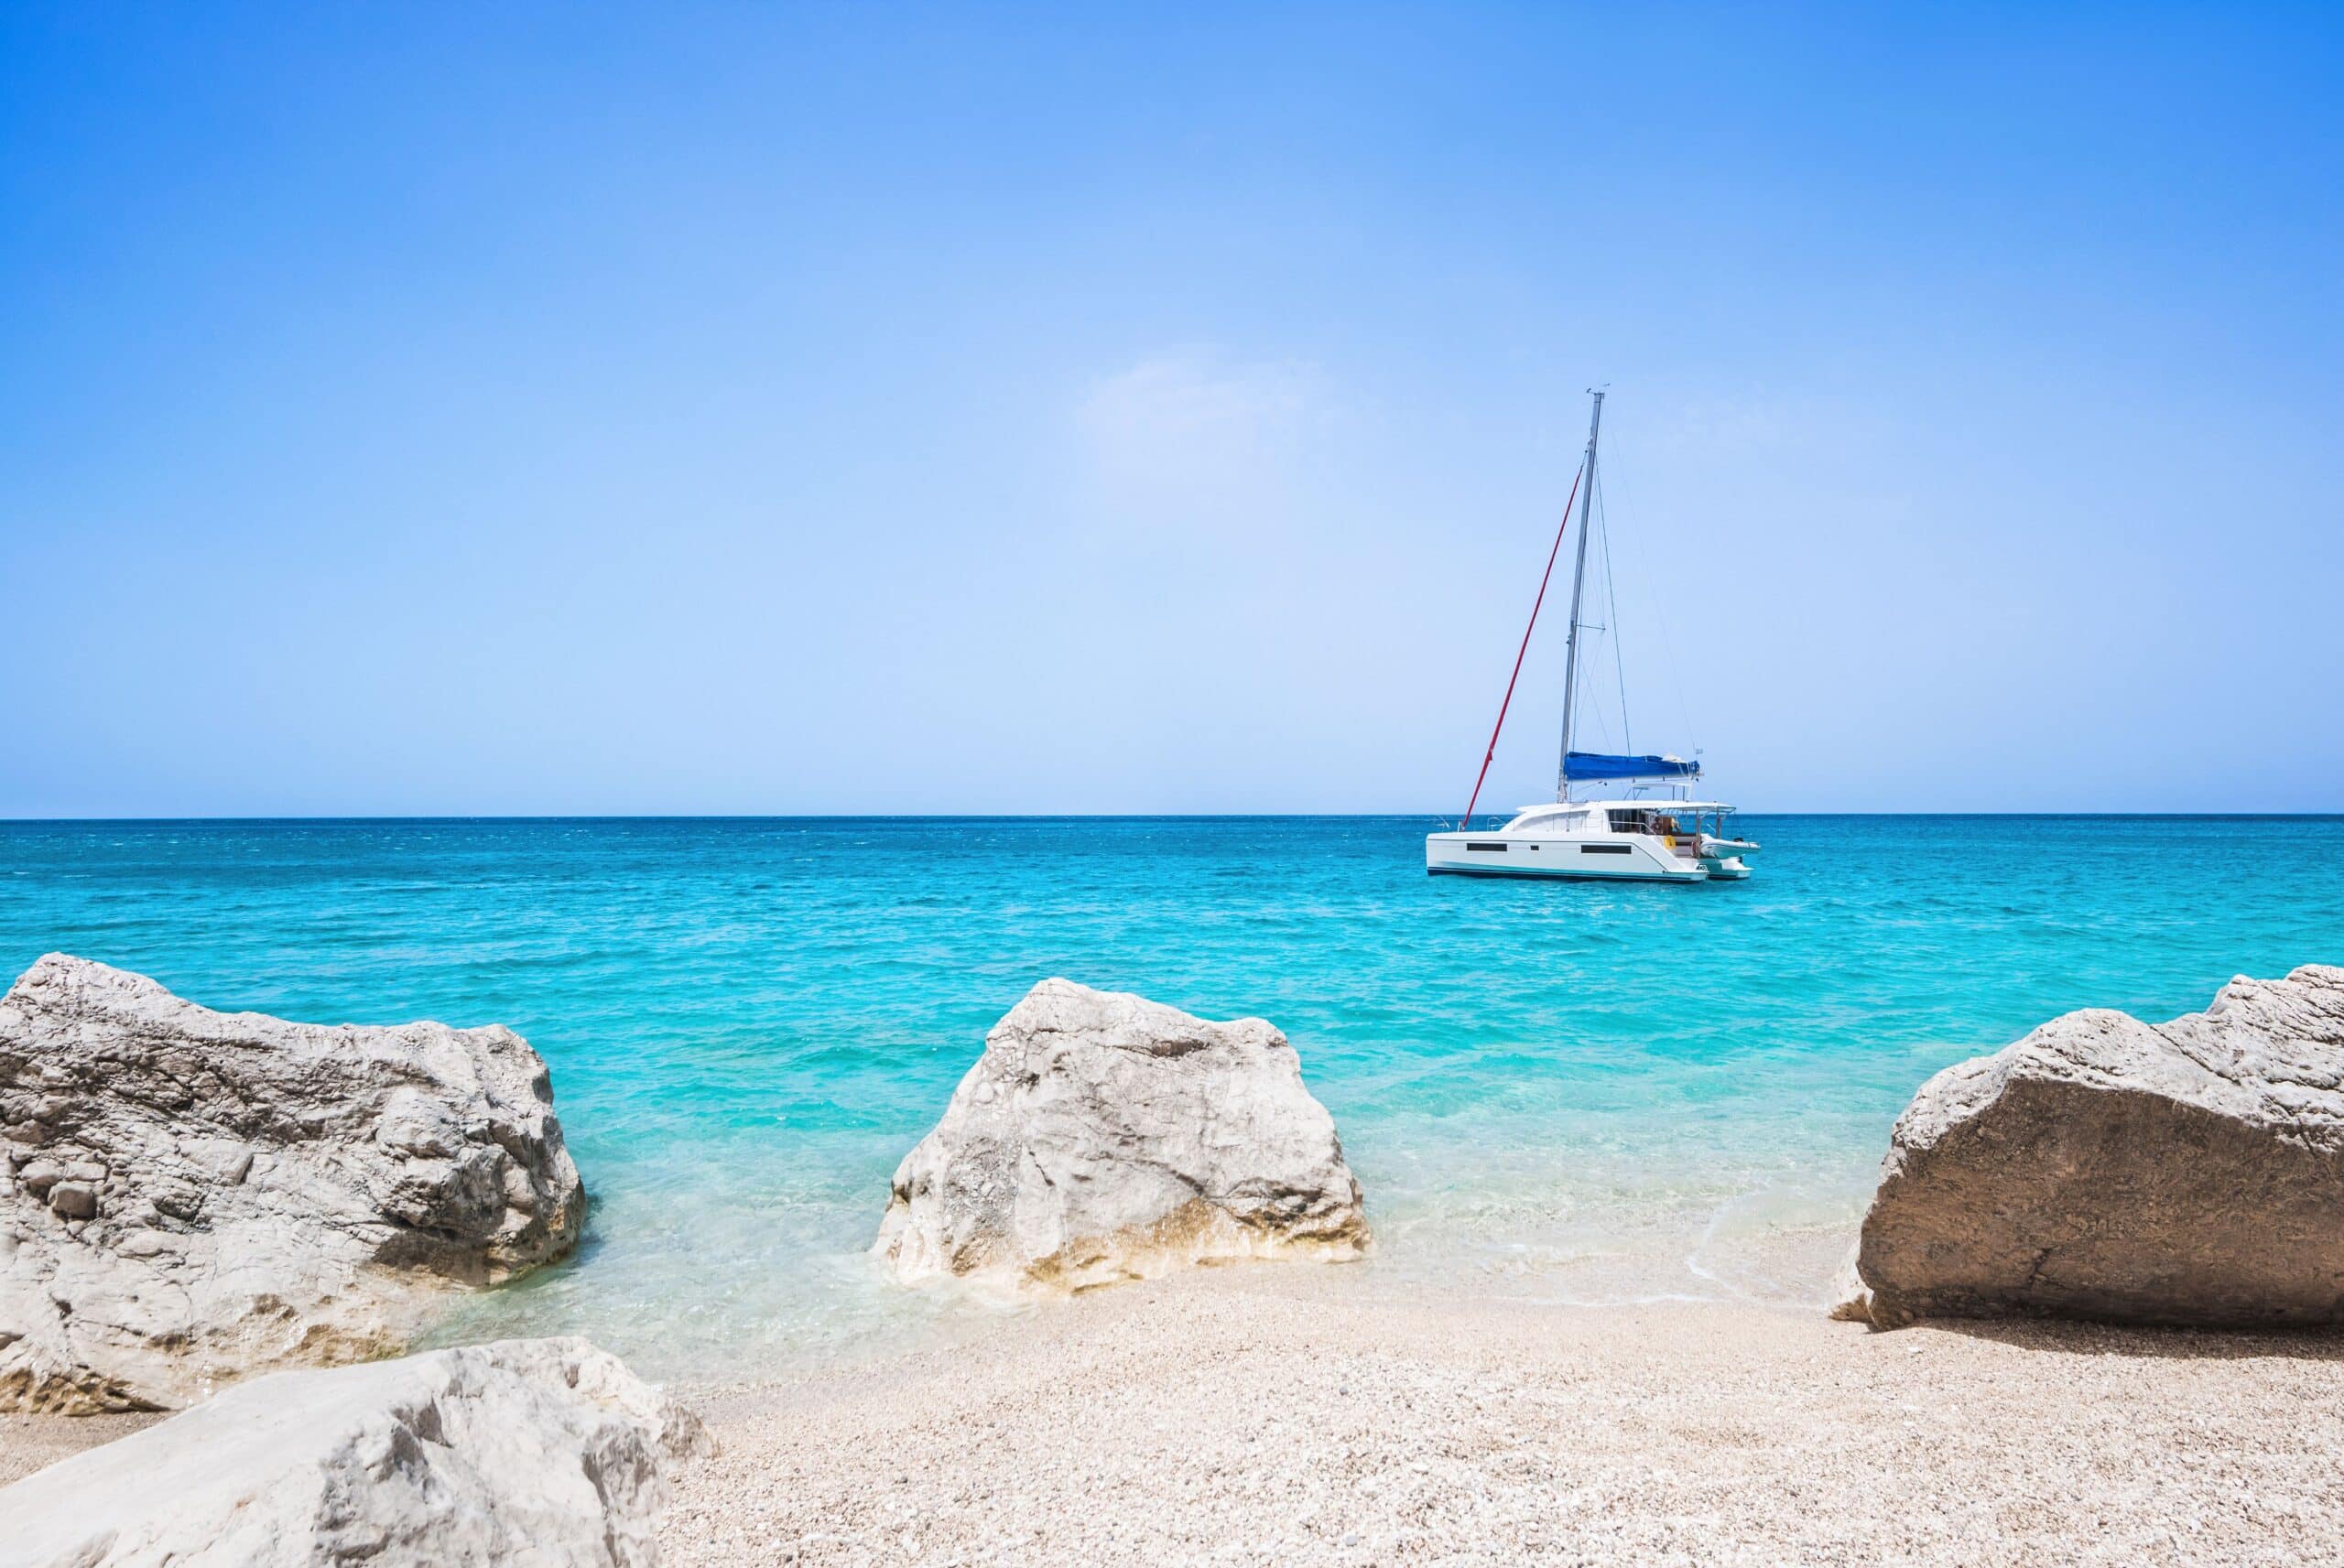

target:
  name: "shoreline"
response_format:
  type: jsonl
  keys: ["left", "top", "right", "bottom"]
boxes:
{"left": 14, "top": 1259, "right": 2344, "bottom": 1562}
{"left": 0, "top": 1225, "right": 1854, "bottom": 1492}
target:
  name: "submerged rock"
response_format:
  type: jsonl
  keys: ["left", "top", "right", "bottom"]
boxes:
{"left": 0, "top": 955, "right": 585, "bottom": 1412}
{"left": 0, "top": 1336, "right": 708, "bottom": 1568}
{"left": 874, "top": 979, "right": 1368, "bottom": 1290}
{"left": 1836, "top": 965, "right": 2344, "bottom": 1327}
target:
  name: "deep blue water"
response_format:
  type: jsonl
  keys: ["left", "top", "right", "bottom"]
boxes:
{"left": 5, "top": 816, "right": 2339, "bottom": 1378}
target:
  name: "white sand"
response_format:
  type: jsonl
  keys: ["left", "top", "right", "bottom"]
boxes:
{"left": 666, "top": 1264, "right": 2344, "bottom": 1567}
{"left": 10, "top": 1260, "right": 2342, "bottom": 1563}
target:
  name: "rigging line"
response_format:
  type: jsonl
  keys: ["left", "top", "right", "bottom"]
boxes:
{"left": 1460, "top": 460, "right": 1585, "bottom": 829}
{"left": 1579, "top": 483, "right": 1616, "bottom": 752}
{"left": 1597, "top": 467, "right": 1633, "bottom": 755}
{"left": 1601, "top": 424, "right": 1698, "bottom": 753}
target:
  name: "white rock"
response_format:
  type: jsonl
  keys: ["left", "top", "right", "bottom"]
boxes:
{"left": 1837, "top": 965, "right": 2344, "bottom": 1326}
{"left": 0, "top": 1336, "right": 708, "bottom": 1568}
{"left": 874, "top": 979, "right": 1368, "bottom": 1290}
{"left": 0, "top": 955, "right": 585, "bottom": 1411}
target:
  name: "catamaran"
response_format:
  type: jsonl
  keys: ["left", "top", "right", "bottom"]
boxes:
{"left": 1426, "top": 391, "right": 1758, "bottom": 882}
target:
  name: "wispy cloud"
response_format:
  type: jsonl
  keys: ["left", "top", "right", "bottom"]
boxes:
{"left": 1074, "top": 348, "right": 1338, "bottom": 501}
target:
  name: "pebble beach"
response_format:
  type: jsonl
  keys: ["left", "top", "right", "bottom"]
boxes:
{"left": 666, "top": 1266, "right": 2344, "bottom": 1567}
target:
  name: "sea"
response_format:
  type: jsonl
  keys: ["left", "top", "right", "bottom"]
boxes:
{"left": 5, "top": 815, "right": 2339, "bottom": 1382}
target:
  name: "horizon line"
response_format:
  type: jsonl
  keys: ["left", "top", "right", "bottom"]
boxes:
{"left": 7, "top": 811, "right": 2344, "bottom": 825}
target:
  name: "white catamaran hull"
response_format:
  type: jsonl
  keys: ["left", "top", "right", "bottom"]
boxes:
{"left": 1425, "top": 829, "right": 1709, "bottom": 881}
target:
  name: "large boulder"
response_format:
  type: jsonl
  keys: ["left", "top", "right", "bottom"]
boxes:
{"left": 874, "top": 979, "right": 1369, "bottom": 1290}
{"left": 0, "top": 1336, "right": 708, "bottom": 1568}
{"left": 1837, "top": 965, "right": 2344, "bottom": 1327}
{"left": 0, "top": 955, "right": 585, "bottom": 1412}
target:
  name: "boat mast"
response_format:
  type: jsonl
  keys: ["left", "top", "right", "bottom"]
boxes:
{"left": 1557, "top": 389, "right": 1603, "bottom": 800}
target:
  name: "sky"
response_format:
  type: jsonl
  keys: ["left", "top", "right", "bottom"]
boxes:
{"left": 2, "top": 3, "right": 2339, "bottom": 816}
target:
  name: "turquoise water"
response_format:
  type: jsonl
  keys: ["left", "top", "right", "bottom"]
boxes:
{"left": 5, "top": 816, "right": 2340, "bottom": 1378}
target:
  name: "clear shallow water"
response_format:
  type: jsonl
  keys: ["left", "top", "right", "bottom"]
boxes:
{"left": 5, "top": 816, "right": 2340, "bottom": 1379}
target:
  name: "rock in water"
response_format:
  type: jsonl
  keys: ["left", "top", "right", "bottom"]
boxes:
{"left": 0, "top": 955, "right": 585, "bottom": 1412}
{"left": 874, "top": 979, "right": 1368, "bottom": 1290}
{"left": 1838, "top": 965, "right": 2344, "bottom": 1327}
{"left": 0, "top": 1337, "right": 709, "bottom": 1568}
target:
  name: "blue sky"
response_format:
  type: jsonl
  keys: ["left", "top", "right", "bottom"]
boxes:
{"left": 2, "top": 3, "right": 2338, "bottom": 815}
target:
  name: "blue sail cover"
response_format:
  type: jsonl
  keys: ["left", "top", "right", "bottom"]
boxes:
{"left": 1564, "top": 752, "right": 1701, "bottom": 782}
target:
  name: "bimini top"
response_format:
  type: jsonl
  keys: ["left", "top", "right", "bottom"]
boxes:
{"left": 1563, "top": 751, "right": 1701, "bottom": 782}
